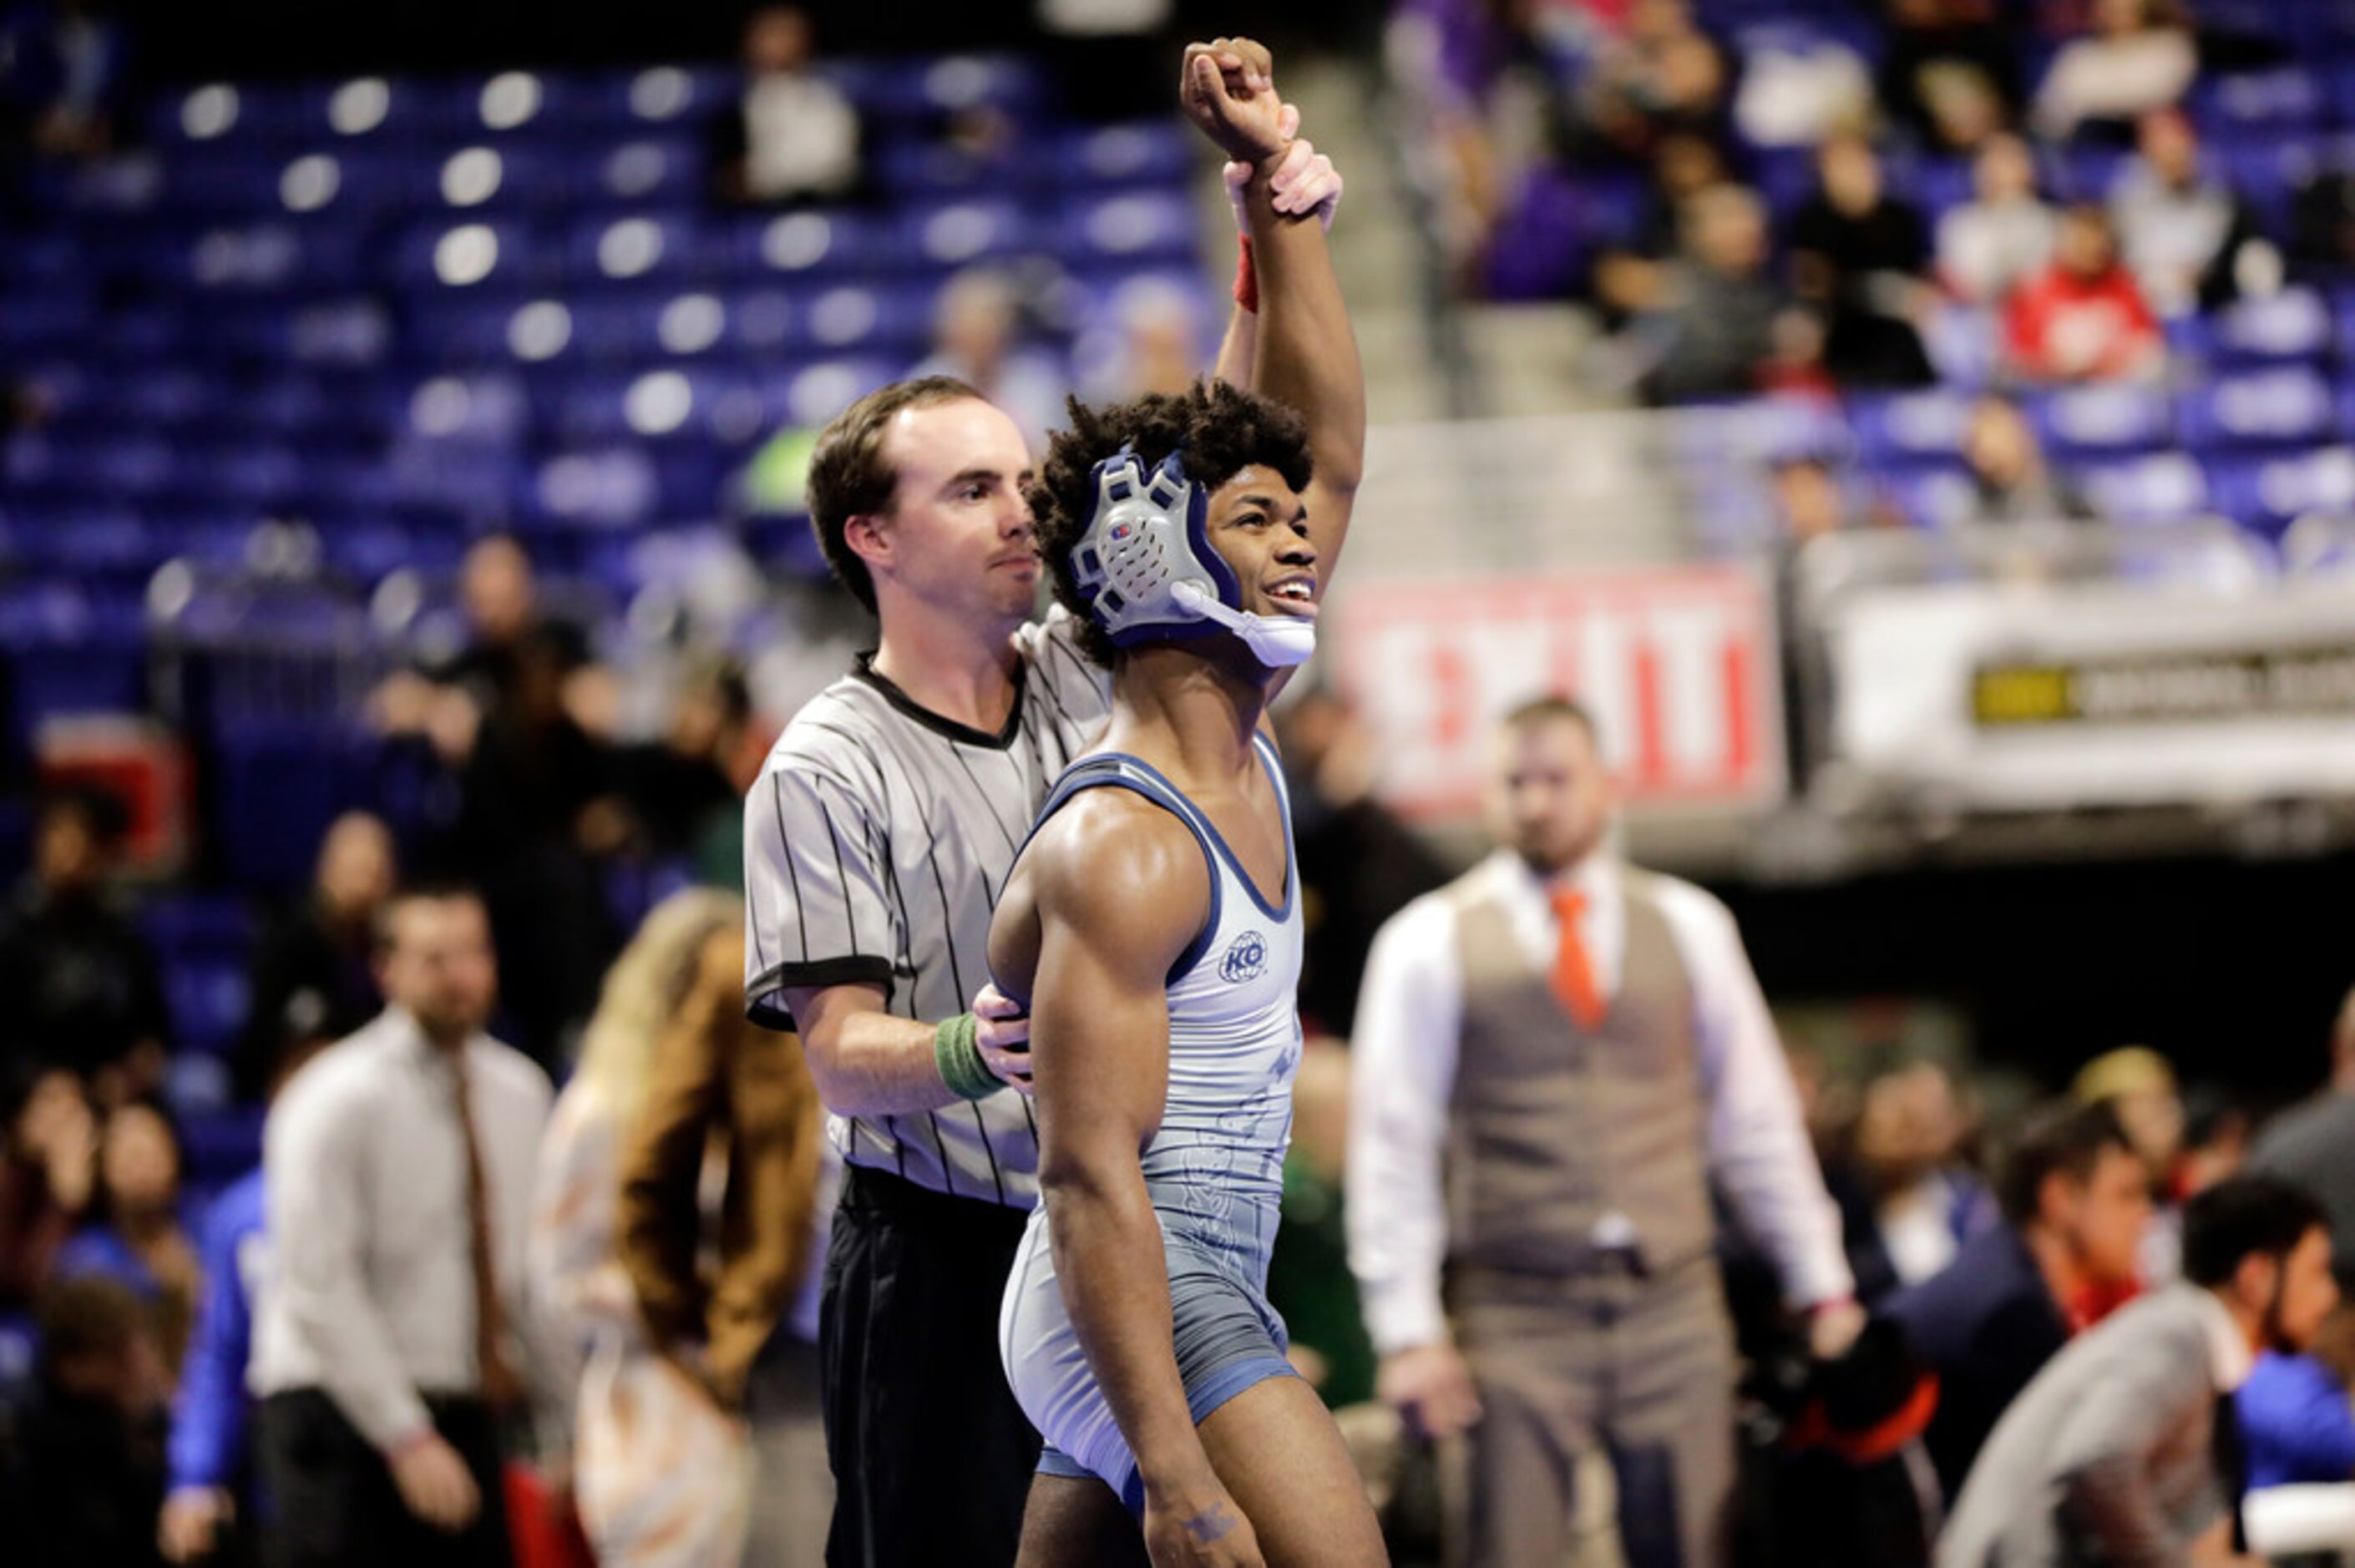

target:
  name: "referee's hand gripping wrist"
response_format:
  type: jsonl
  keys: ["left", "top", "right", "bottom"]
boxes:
{"left": 972, "top": 983, "right": 1034, "bottom": 1095}
{"left": 939, "top": 984, "right": 1033, "bottom": 1099}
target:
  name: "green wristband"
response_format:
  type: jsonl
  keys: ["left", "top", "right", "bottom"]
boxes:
{"left": 934, "top": 1012, "right": 1001, "bottom": 1101}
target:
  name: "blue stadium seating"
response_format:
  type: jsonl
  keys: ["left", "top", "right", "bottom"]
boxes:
{"left": 0, "top": 48, "right": 1213, "bottom": 1082}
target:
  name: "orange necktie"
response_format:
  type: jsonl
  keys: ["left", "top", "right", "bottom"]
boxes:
{"left": 1548, "top": 888, "right": 1606, "bottom": 1029}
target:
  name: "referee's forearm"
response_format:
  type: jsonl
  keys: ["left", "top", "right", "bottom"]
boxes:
{"left": 803, "top": 1010, "right": 974, "bottom": 1116}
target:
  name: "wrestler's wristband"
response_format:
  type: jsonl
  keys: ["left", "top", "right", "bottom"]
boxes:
{"left": 934, "top": 1012, "right": 1002, "bottom": 1100}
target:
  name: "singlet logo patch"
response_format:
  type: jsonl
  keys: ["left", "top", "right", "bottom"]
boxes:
{"left": 1218, "top": 930, "right": 1268, "bottom": 984}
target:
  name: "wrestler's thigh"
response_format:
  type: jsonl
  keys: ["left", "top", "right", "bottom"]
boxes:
{"left": 1198, "top": 1375, "right": 1390, "bottom": 1567}
{"left": 1014, "top": 1471, "right": 1150, "bottom": 1568}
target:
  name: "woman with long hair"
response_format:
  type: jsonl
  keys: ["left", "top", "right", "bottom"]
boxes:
{"left": 529, "top": 888, "right": 822, "bottom": 1565}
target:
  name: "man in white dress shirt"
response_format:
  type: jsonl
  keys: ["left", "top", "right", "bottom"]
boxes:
{"left": 251, "top": 885, "right": 553, "bottom": 1568}
{"left": 1346, "top": 696, "right": 1858, "bottom": 1568}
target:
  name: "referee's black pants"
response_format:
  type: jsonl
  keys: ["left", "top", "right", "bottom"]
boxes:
{"left": 256, "top": 1389, "right": 510, "bottom": 1568}
{"left": 821, "top": 1165, "right": 1041, "bottom": 1568}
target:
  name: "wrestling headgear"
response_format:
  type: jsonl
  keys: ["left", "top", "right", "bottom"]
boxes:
{"left": 1068, "top": 444, "right": 1315, "bottom": 669}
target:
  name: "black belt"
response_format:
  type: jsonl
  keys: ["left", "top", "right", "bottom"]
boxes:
{"left": 840, "top": 1161, "right": 1031, "bottom": 1234}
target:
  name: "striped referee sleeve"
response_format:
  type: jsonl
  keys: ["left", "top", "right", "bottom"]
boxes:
{"left": 744, "top": 760, "right": 898, "bottom": 1030}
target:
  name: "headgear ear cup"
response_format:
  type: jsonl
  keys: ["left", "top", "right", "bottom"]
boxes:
{"left": 1070, "top": 446, "right": 1315, "bottom": 669}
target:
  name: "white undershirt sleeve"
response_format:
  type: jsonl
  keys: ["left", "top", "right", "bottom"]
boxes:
{"left": 1657, "top": 879, "right": 1855, "bottom": 1310}
{"left": 1345, "top": 894, "right": 1466, "bottom": 1355}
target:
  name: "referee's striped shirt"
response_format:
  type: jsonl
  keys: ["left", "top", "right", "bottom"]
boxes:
{"left": 743, "top": 605, "right": 1112, "bottom": 1208}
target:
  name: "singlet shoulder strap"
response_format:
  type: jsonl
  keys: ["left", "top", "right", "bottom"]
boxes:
{"left": 1021, "top": 754, "right": 1225, "bottom": 985}
{"left": 1249, "top": 729, "right": 1294, "bottom": 908}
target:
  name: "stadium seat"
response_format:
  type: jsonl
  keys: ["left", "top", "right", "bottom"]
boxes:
{"left": 565, "top": 211, "right": 710, "bottom": 286}
{"left": 1850, "top": 388, "right": 1973, "bottom": 468}
{"left": 731, "top": 207, "right": 884, "bottom": 281}
{"left": 2179, "top": 367, "right": 2338, "bottom": 449}
{"left": 899, "top": 199, "right": 1029, "bottom": 271}
{"left": 585, "top": 64, "right": 740, "bottom": 131}
{"left": 2192, "top": 68, "right": 2325, "bottom": 138}
{"left": 2079, "top": 452, "right": 2212, "bottom": 525}
{"left": 2028, "top": 384, "right": 2173, "bottom": 461}
{"left": 166, "top": 959, "right": 252, "bottom": 1059}
{"left": 1059, "top": 189, "right": 1198, "bottom": 266}
{"left": 2205, "top": 287, "right": 2334, "bottom": 366}
{"left": 2208, "top": 446, "right": 2355, "bottom": 536}
{"left": 585, "top": 136, "right": 706, "bottom": 208}
{"left": 1051, "top": 121, "right": 1193, "bottom": 189}
{"left": 1877, "top": 461, "right": 1977, "bottom": 529}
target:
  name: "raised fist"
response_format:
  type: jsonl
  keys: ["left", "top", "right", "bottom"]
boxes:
{"left": 1180, "top": 38, "right": 1287, "bottom": 165}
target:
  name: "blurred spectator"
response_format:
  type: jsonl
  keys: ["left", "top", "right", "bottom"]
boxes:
{"left": 1274, "top": 689, "right": 1454, "bottom": 1036}
{"left": 0, "top": 0, "right": 129, "bottom": 163}
{"left": 2074, "top": 1044, "right": 2187, "bottom": 1191}
{"left": 2287, "top": 159, "right": 2355, "bottom": 280}
{"left": 155, "top": 1151, "right": 277, "bottom": 1563}
{"left": 1578, "top": 0, "right": 1733, "bottom": 168}
{"left": 1731, "top": 26, "right": 1872, "bottom": 150}
{"left": 1786, "top": 132, "right": 1938, "bottom": 388}
{"left": 909, "top": 269, "right": 1068, "bottom": 455}
{"left": 156, "top": 1026, "right": 326, "bottom": 1566}
{"left": 372, "top": 536, "right": 603, "bottom": 768}
{"left": 1939, "top": 1176, "right": 2339, "bottom": 1568}
{"left": 1876, "top": 0, "right": 2023, "bottom": 154}
{"left": 1845, "top": 1061, "right": 1995, "bottom": 1290}
{"left": 4, "top": 1276, "right": 170, "bottom": 1566}
{"left": 612, "top": 660, "right": 751, "bottom": 881}
{"left": 2030, "top": 0, "right": 2196, "bottom": 145}
{"left": 1937, "top": 133, "right": 2059, "bottom": 306}
{"left": 1769, "top": 453, "right": 1865, "bottom": 544}
{"left": 2110, "top": 109, "right": 2279, "bottom": 317}
{"left": 2237, "top": 1303, "right": 2355, "bottom": 1491}
{"left": 598, "top": 903, "right": 832, "bottom": 1565}
{"left": 1081, "top": 276, "right": 1205, "bottom": 400}
{"left": 2076, "top": 1044, "right": 2191, "bottom": 1287}
{"left": 251, "top": 885, "right": 555, "bottom": 1568}
{"left": 54, "top": 1100, "right": 198, "bottom": 1375}
{"left": 535, "top": 893, "right": 817, "bottom": 1565}
{"left": 2248, "top": 984, "right": 2355, "bottom": 1287}
{"left": 2177, "top": 1092, "right": 2253, "bottom": 1197}
{"left": 234, "top": 811, "right": 396, "bottom": 1102}
{"left": 0, "top": 1066, "right": 95, "bottom": 1308}
{"left": 711, "top": 5, "right": 862, "bottom": 207}
{"left": 1267, "top": 1037, "right": 1377, "bottom": 1410}
{"left": 1961, "top": 394, "right": 2096, "bottom": 524}
{"left": 1886, "top": 1100, "right": 2150, "bottom": 1503}
{"left": 2003, "top": 204, "right": 2164, "bottom": 383}
{"left": 1593, "top": 131, "right": 1731, "bottom": 325}
{"left": 456, "top": 624, "right": 624, "bottom": 1062}
{"left": 1638, "top": 183, "right": 1789, "bottom": 402}
{"left": 0, "top": 787, "right": 170, "bottom": 1103}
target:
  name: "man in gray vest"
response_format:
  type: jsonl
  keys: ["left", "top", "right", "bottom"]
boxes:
{"left": 1346, "top": 696, "right": 1857, "bottom": 1568}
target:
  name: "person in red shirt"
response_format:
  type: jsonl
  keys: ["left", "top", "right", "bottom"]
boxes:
{"left": 2004, "top": 203, "right": 2164, "bottom": 382}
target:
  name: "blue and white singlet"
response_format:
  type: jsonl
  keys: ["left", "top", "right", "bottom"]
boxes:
{"left": 995, "top": 731, "right": 1306, "bottom": 1508}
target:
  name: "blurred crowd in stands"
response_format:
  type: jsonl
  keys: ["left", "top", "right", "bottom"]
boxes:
{"left": 1394, "top": 0, "right": 2355, "bottom": 543}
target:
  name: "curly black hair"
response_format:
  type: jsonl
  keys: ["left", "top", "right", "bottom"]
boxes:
{"left": 1028, "top": 381, "right": 1314, "bottom": 667}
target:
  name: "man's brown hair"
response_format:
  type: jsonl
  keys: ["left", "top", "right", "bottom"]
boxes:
{"left": 1501, "top": 694, "right": 1601, "bottom": 744}
{"left": 804, "top": 376, "right": 985, "bottom": 615}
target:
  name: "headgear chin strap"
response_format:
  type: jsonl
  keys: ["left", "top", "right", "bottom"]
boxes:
{"left": 1069, "top": 445, "right": 1315, "bottom": 670}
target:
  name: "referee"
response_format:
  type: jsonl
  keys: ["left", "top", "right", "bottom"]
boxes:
{"left": 743, "top": 51, "right": 1347, "bottom": 1567}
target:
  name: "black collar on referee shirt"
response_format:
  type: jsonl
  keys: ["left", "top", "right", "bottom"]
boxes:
{"left": 852, "top": 651, "right": 1029, "bottom": 751}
